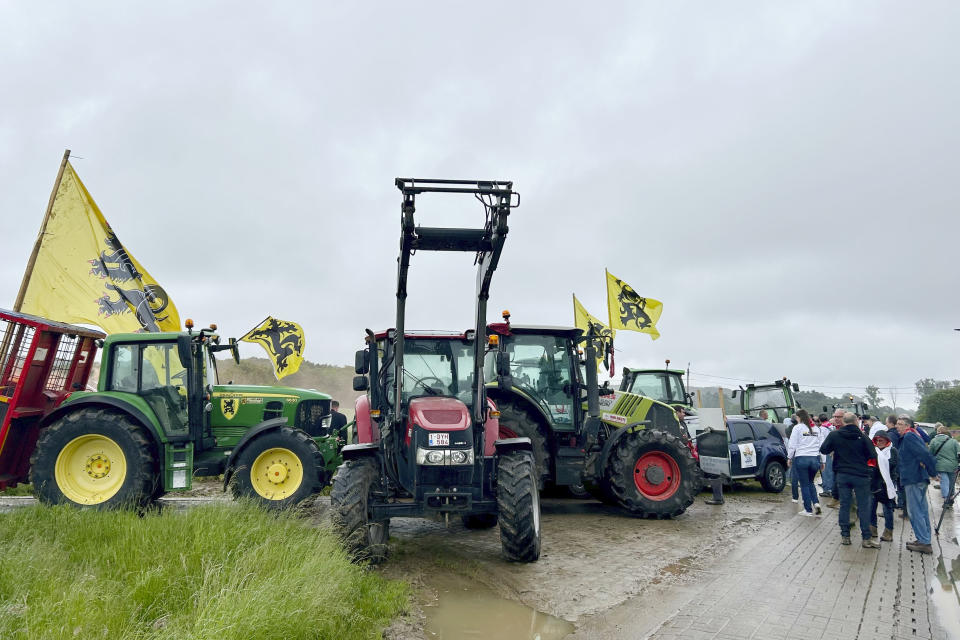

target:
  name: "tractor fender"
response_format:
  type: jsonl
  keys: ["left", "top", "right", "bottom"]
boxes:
{"left": 494, "top": 437, "right": 533, "bottom": 455}
{"left": 38, "top": 397, "right": 167, "bottom": 468}
{"left": 340, "top": 442, "right": 380, "bottom": 460}
{"left": 354, "top": 395, "right": 378, "bottom": 444}
{"left": 222, "top": 417, "right": 290, "bottom": 488}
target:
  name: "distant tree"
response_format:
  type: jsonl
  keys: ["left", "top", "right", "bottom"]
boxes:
{"left": 915, "top": 378, "right": 960, "bottom": 404}
{"left": 916, "top": 386, "right": 960, "bottom": 426}
{"left": 864, "top": 385, "right": 884, "bottom": 409}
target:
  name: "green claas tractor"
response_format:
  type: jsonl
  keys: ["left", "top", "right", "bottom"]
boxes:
{"left": 2, "top": 311, "right": 340, "bottom": 509}
{"left": 620, "top": 362, "right": 695, "bottom": 413}
{"left": 484, "top": 316, "right": 702, "bottom": 518}
{"left": 732, "top": 378, "right": 800, "bottom": 423}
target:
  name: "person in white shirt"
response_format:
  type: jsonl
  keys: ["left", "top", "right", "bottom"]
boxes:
{"left": 788, "top": 409, "right": 828, "bottom": 516}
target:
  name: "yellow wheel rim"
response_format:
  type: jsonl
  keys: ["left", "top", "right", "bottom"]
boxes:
{"left": 250, "top": 447, "right": 303, "bottom": 500}
{"left": 54, "top": 435, "right": 127, "bottom": 505}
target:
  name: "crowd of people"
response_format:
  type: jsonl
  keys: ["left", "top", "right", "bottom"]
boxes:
{"left": 784, "top": 410, "right": 959, "bottom": 554}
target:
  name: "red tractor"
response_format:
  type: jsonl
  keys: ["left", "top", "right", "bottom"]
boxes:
{"left": 332, "top": 178, "right": 541, "bottom": 563}
{"left": 0, "top": 309, "right": 103, "bottom": 490}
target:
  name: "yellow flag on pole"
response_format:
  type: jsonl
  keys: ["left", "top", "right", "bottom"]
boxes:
{"left": 20, "top": 161, "right": 180, "bottom": 333}
{"left": 605, "top": 269, "right": 662, "bottom": 340}
{"left": 573, "top": 294, "right": 615, "bottom": 372}
{"left": 240, "top": 317, "right": 305, "bottom": 380}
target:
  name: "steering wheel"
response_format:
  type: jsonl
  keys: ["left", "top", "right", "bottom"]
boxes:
{"left": 413, "top": 376, "right": 447, "bottom": 395}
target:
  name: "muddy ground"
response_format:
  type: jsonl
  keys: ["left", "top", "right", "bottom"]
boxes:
{"left": 352, "top": 483, "right": 791, "bottom": 639}
{"left": 0, "top": 479, "right": 797, "bottom": 638}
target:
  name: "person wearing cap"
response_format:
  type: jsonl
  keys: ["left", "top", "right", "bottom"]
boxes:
{"left": 896, "top": 416, "right": 939, "bottom": 554}
{"left": 870, "top": 431, "right": 899, "bottom": 541}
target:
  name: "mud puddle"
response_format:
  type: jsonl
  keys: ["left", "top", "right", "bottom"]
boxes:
{"left": 422, "top": 573, "right": 573, "bottom": 640}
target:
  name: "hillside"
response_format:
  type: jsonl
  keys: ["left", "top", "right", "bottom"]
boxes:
{"left": 216, "top": 357, "right": 360, "bottom": 419}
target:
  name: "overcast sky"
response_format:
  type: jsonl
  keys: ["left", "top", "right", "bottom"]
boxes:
{"left": 2, "top": 2, "right": 957, "bottom": 408}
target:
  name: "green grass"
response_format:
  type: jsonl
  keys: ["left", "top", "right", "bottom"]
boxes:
{"left": 0, "top": 503, "right": 407, "bottom": 639}
{"left": 0, "top": 483, "right": 33, "bottom": 496}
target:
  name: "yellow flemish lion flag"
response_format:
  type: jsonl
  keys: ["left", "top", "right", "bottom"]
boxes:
{"left": 20, "top": 160, "right": 180, "bottom": 333}
{"left": 605, "top": 269, "right": 662, "bottom": 340}
{"left": 240, "top": 317, "right": 305, "bottom": 380}
{"left": 573, "top": 294, "right": 615, "bottom": 373}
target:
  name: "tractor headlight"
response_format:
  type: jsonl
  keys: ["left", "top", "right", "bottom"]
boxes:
{"left": 416, "top": 448, "right": 474, "bottom": 466}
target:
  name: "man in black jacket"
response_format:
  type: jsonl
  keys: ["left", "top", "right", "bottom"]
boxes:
{"left": 821, "top": 412, "right": 879, "bottom": 548}
{"left": 330, "top": 400, "right": 348, "bottom": 442}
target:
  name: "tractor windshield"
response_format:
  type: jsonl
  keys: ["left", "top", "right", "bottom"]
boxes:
{"left": 744, "top": 387, "right": 791, "bottom": 422}
{"left": 625, "top": 372, "right": 686, "bottom": 405}
{"left": 498, "top": 334, "right": 574, "bottom": 425}
{"left": 400, "top": 338, "right": 474, "bottom": 405}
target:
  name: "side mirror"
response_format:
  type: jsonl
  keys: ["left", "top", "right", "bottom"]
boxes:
{"left": 355, "top": 349, "right": 369, "bottom": 375}
{"left": 496, "top": 351, "right": 511, "bottom": 377}
{"left": 792, "top": 383, "right": 799, "bottom": 392}
{"left": 353, "top": 375, "right": 369, "bottom": 392}
{"left": 177, "top": 335, "right": 192, "bottom": 369}
{"left": 731, "top": 389, "right": 738, "bottom": 398}
{"left": 229, "top": 338, "right": 240, "bottom": 365}
{"left": 822, "top": 405, "right": 828, "bottom": 412}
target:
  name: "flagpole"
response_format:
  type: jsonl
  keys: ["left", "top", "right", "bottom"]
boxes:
{"left": 14, "top": 149, "right": 71, "bottom": 311}
{"left": 605, "top": 268, "right": 613, "bottom": 331}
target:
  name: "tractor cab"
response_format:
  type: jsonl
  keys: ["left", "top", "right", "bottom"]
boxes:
{"left": 733, "top": 378, "right": 800, "bottom": 423}
{"left": 824, "top": 395, "right": 869, "bottom": 417}
{"left": 619, "top": 363, "right": 694, "bottom": 413}
{"left": 0, "top": 309, "right": 102, "bottom": 490}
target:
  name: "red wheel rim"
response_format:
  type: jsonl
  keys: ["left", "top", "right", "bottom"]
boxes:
{"left": 633, "top": 451, "right": 681, "bottom": 501}
{"left": 499, "top": 426, "right": 517, "bottom": 439}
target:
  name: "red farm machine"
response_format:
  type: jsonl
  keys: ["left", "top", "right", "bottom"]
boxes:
{"left": 0, "top": 310, "right": 103, "bottom": 490}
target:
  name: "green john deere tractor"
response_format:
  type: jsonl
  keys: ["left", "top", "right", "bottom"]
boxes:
{"left": 29, "top": 322, "right": 339, "bottom": 509}
{"left": 484, "top": 316, "right": 702, "bottom": 518}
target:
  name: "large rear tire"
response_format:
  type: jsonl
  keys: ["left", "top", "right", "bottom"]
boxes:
{"left": 497, "top": 401, "right": 551, "bottom": 490}
{"left": 331, "top": 458, "right": 390, "bottom": 564}
{"left": 605, "top": 429, "right": 701, "bottom": 518}
{"left": 30, "top": 408, "right": 157, "bottom": 509}
{"left": 497, "top": 450, "right": 541, "bottom": 562}
{"left": 230, "top": 427, "right": 323, "bottom": 509}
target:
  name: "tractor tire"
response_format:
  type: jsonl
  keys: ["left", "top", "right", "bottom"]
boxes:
{"left": 230, "top": 427, "right": 322, "bottom": 509}
{"left": 30, "top": 408, "right": 157, "bottom": 509}
{"left": 497, "top": 401, "right": 551, "bottom": 490}
{"left": 461, "top": 513, "right": 498, "bottom": 529}
{"left": 496, "top": 450, "right": 541, "bottom": 562}
{"left": 760, "top": 460, "right": 787, "bottom": 493}
{"left": 605, "top": 429, "right": 701, "bottom": 519}
{"left": 330, "top": 458, "right": 390, "bottom": 564}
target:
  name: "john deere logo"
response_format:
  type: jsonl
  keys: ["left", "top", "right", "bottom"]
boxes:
{"left": 615, "top": 279, "right": 654, "bottom": 330}
{"left": 221, "top": 398, "right": 239, "bottom": 420}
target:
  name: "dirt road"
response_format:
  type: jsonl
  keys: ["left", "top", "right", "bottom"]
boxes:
{"left": 368, "top": 484, "right": 790, "bottom": 638}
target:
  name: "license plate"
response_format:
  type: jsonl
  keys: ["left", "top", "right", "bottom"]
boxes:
{"left": 428, "top": 433, "right": 449, "bottom": 447}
